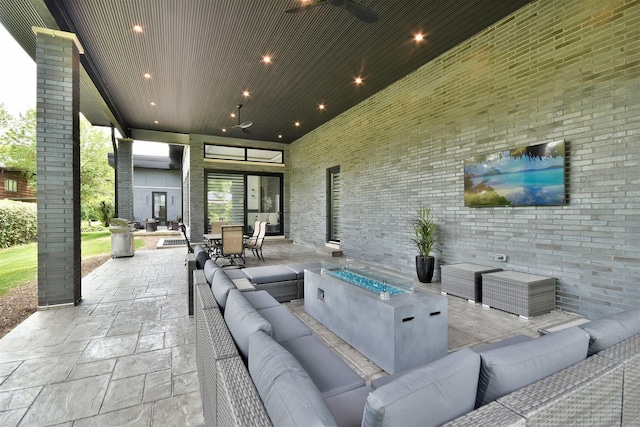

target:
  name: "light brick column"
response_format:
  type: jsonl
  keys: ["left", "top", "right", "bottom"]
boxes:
{"left": 115, "top": 138, "right": 134, "bottom": 221}
{"left": 188, "top": 136, "right": 206, "bottom": 241}
{"left": 33, "top": 28, "right": 83, "bottom": 307}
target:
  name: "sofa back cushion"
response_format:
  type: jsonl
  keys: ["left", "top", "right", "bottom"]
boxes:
{"left": 249, "top": 331, "right": 338, "bottom": 427}
{"left": 579, "top": 307, "right": 640, "bottom": 355}
{"left": 362, "top": 348, "right": 480, "bottom": 427}
{"left": 224, "top": 290, "right": 272, "bottom": 359}
{"left": 203, "top": 259, "right": 219, "bottom": 285}
{"left": 476, "top": 326, "right": 589, "bottom": 408}
{"left": 210, "top": 267, "right": 236, "bottom": 310}
{"left": 194, "top": 246, "right": 210, "bottom": 269}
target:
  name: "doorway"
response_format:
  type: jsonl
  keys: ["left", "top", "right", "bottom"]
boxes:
{"left": 152, "top": 192, "right": 167, "bottom": 226}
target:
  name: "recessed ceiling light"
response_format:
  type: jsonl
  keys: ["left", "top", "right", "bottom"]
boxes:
{"left": 150, "top": 101, "right": 156, "bottom": 106}
{"left": 242, "top": 90, "right": 250, "bottom": 97}
{"left": 133, "top": 24, "right": 143, "bottom": 33}
{"left": 262, "top": 56, "right": 272, "bottom": 64}
{"left": 354, "top": 77, "right": 363, "bottom": 85}
{"left": 154, "top": 120, "right": 159, "bottom": 124}
{"left": 230, "top": 112, "right": 236, "bottom": 118}
{"left": 222, "top": 128, "right": 227, "bottom": 133}
{"left": 143, "top": 73, "right": 152, "bottom": 79}
{"left": 294, "top": 121, "right": 301, "bottom": 127}
{"left": 278, "top": 134, "right": 283, "bottom": 139}
{"left": 414, "top": 33, "right": 425, "bottom": 42}
{"left": 318, "top": 103, "right": 326, "bottom": 110}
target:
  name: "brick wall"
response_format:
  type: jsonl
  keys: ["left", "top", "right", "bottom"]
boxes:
{"left": 289, "top": 0, "right": 640, "bottom": 319}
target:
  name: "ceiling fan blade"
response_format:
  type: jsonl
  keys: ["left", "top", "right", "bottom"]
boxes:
{"left": 231, "top": 121, "right": 253, "bottom": 130}
{"left": 341, "top": 0, "right": 378, "bottom": 23}
{"left": 285, "top": 0, "right": 328, "bottom": 14}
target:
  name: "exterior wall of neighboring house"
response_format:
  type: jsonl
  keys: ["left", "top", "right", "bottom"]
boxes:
{"left": 0, "top": 168, "right": 36, "bottom": 202}
{"left": 133, "top": 167, "right": 182, "bottom": 226}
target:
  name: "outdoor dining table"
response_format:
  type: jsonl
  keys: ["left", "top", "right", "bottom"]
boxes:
{"left": 203, "top": 233, "right": 221, "bottom": 256}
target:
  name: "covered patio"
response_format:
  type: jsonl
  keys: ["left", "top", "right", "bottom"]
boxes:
{"left": 0, "top": 243, "right": 580, "bottom": 426}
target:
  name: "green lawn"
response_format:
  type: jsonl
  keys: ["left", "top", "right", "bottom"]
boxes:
{"left": 0, "top": 232, "right": 144, "bottom": 296}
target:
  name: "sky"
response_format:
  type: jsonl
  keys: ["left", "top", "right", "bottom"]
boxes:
{"left": 0, "top": 25, "right": 37, "bottom": 116}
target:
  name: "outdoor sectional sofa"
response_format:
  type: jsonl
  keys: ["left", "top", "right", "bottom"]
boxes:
{"left": 192, "top": 256, "right": 640, "bottom": 426}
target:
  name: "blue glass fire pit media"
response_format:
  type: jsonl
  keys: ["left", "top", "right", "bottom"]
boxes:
{"left": 327, "top": 270, "right": 408, "bottom": 296}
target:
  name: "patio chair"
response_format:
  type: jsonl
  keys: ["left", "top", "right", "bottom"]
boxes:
{"left": 210, "top": 220, "right": 228, "bottom": 234}
{"left": 244, "top": 220, "right": 262, "bottom": 246}
{"left": 179, "top": 223, "right": 193, "bottom": 253}
{"left": 208, "top": 221, "right": 228, "bottom": 255}
{"left": 245, "top": 220, "right": 267, "bottom": 261}
{"left": 217, "top": 224, "right": 245, "bottom": 267}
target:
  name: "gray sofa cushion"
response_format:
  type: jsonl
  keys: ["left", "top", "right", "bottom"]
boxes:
{"left": 362, "top": 348, "right": 481, "bottom": 427}
{"left": 224, "top": 290, "right": 272, "bottom": 359}
{"left": 248, "top": 331, "right": 338, "bottom": 427}
{"left": 370, "top": 336, "right": 534, "bottom": 391}
{"left": 280, "top": 335, "right": 365, "bottom": 398}
{"left": 210, "top": 268, "right": 236, "bottom": 310}
{"left": 243, "top": 290, "right": 281, "bottom": 310}
{"left": 476, "top": 326, "right": 589, "bottom": 408}
{"left": 243, "top": 265, "right": 297, "bottom": 284}
{"left": 579, "top": 308, "right": 640, "bottom": 355}
{"left": 258, "top": 306, "right": 312, "bottom": 343}
{"left": 203, "top": 259, "right": 220, "bottom": 285}
{"left": 324, "top": 385, "right": 373, "bottom": 427}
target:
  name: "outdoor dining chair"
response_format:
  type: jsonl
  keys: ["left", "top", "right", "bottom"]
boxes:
{"left": 208, "top": 220, "right": 228, "bottom": 255}
{"left": 217, "top": 224, "right": 245, "bottom": 267}
{"left": 245, "top": 220, "right": 267, "bottom": 261}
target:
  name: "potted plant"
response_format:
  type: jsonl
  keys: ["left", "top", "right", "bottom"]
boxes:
{"left": 412, "top": 206, "right": 436, "bottom": 283}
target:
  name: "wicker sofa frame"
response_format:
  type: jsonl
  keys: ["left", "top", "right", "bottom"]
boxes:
{"left": 191, "top": 258, "right": 640, "bottom": 426}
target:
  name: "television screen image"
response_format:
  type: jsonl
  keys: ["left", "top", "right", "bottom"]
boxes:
{"left": 464, "top": 140, "right": 566, "bottom": 207}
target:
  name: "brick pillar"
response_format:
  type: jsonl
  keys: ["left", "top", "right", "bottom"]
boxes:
{"left": 116, "top": 138, "right": 134, "bottom": 221}
{"left": 188, "top": 136, "right": 206, "bottom": 241}
{"left": 33, "top": 28, "right": 83, "bottom": 307}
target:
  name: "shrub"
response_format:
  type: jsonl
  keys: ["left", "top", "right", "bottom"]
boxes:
{"left": 0, "top": 200, "right": 37, "bottom": 248}
{"left": 97, "top": 201, "right": 114, "bottom": 227}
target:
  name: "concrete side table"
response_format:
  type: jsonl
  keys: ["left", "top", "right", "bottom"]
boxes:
{"left": 482, "top": 270, "right": 556, "bottom": 319}
{"left": 441, "top": 263, "right": 502, "bottom": 303}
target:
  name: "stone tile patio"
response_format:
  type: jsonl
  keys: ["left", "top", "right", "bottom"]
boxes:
{"left": 0, "top": 242, "right": 583, "bottom": 426}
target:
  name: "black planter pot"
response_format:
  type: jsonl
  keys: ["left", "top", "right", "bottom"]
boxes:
{"left": 416, "top": 255, "right": 435, "bottom": 283}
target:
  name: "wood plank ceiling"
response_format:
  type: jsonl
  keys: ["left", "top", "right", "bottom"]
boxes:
{"left": 2, "top": 0, "right": 533, "bottom": 143}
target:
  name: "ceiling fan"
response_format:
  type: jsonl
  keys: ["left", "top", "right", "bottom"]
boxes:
{"left": 230, "top": 104, "right": 253, "bottom": 133}
{"left": 285, "top": 0, "right": 379, "bottom": 24}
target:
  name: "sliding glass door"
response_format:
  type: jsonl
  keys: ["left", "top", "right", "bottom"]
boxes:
{"left": 206, "top": 171, "right": 283, "bottom": 235}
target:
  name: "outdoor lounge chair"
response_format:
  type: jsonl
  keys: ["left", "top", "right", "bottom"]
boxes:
{"left": 245, "top": 220, "right": 267, "bottom": 261}
{"left": 217, "top": 224, "right": 245, "bottom": 267}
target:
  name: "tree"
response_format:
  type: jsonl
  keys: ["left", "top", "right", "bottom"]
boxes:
{"left": 0, "top": 105, "right": 37, "bottom": 190}
{"left": 79, "top": 117, "right": 114, "bottom": 221}
{"left": 0, "top": 105, "right": 115, "bottom": 222}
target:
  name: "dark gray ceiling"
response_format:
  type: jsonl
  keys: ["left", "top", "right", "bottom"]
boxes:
{"left": 1, "top": 0, "right": 533, "bottom": 143}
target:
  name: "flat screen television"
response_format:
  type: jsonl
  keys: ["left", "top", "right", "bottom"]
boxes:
{"left": 464, "top": 140, "right": 566, "bottom": 207}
